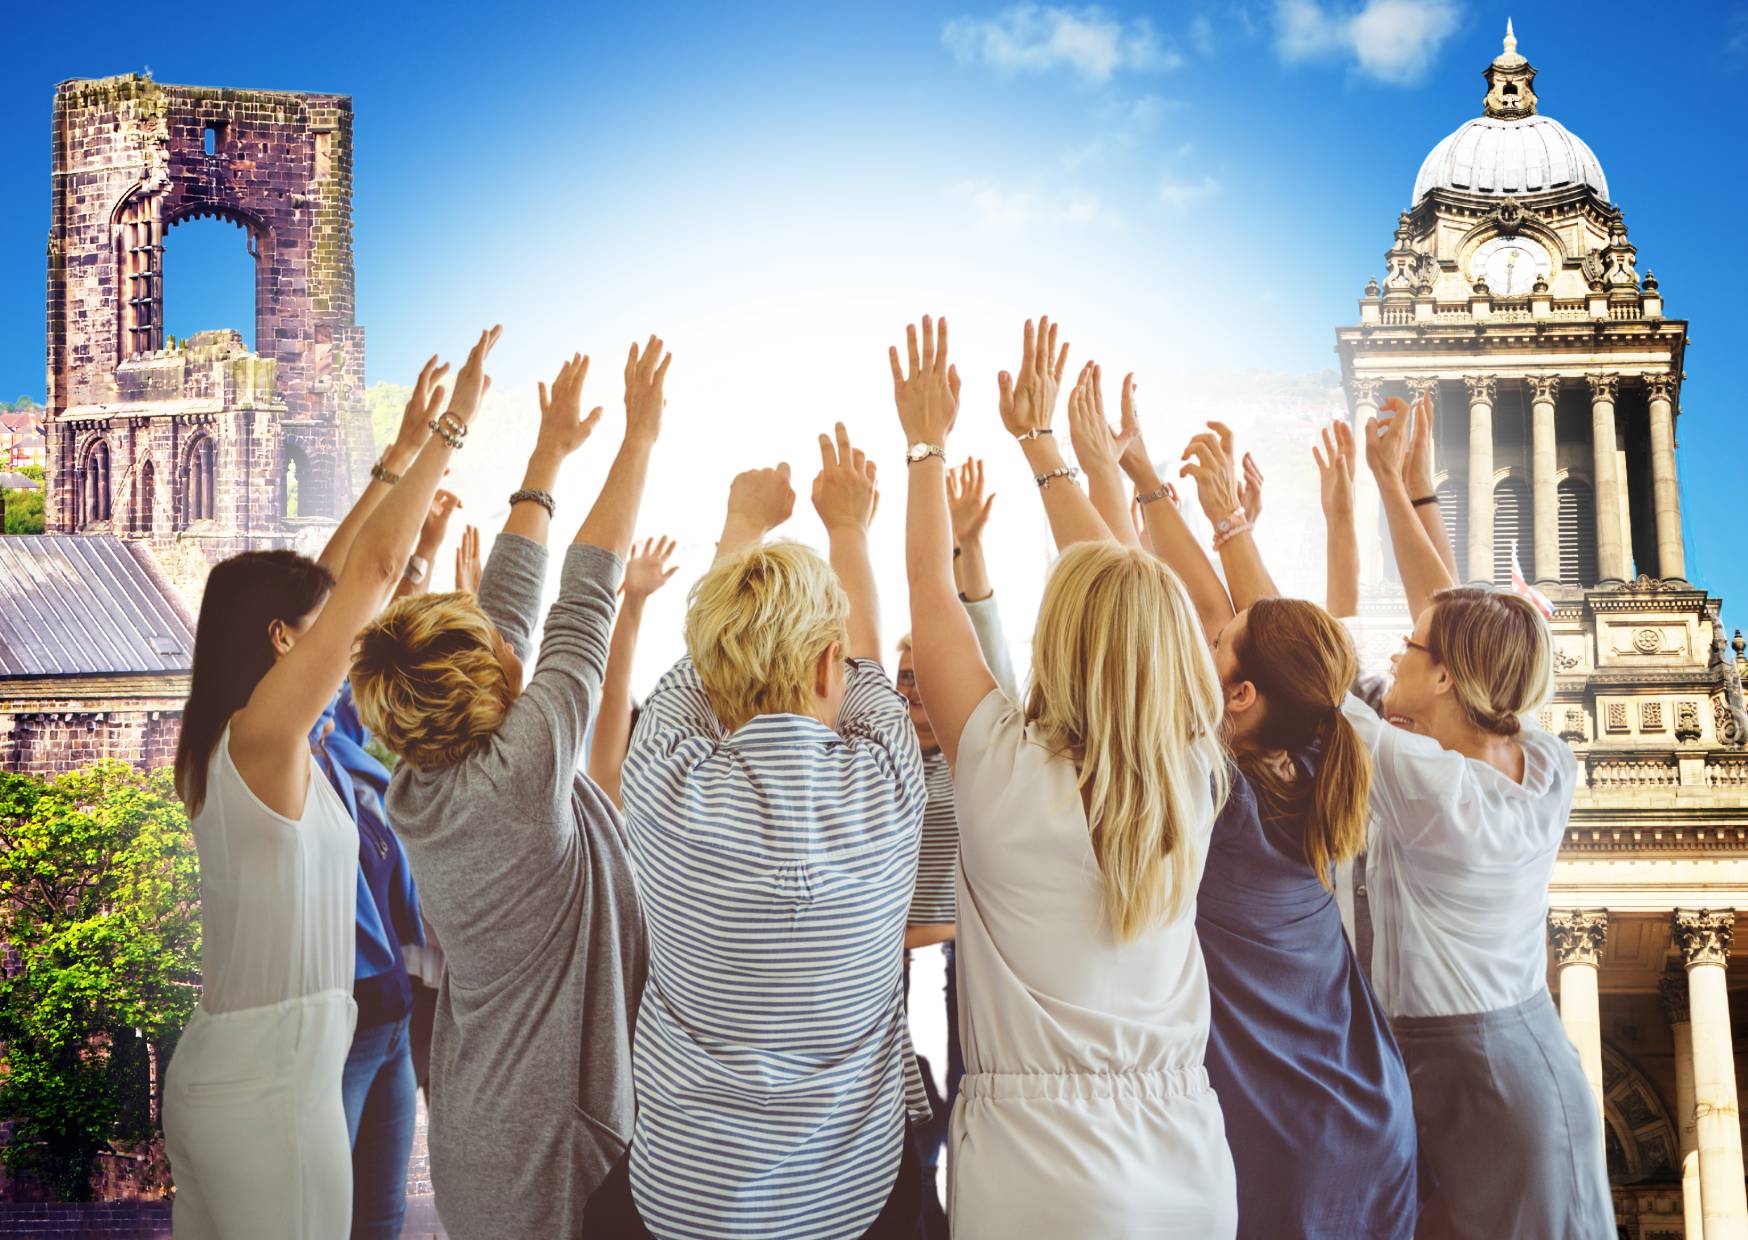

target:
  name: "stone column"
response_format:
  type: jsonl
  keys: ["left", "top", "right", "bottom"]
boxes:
{"left": 1675, "top": 908, "right": 1748, "bottom": 1239}
{"left": 1528, "top": 374, "right": 1560, "bottom": 585}
{"left": 1349, "top": 376, "right": 1383, "bottom": 588}
{"left": 1464, "top": 375, "right": 1496, "bottom": 583}
{"left": 1662, "top": 971, "right": 1704, "bottom": 1240}
{"left": 1548, "top": 909, "right": 1608, "bottom": 1120}
{"left": 1646, "top": 372, "right": 1685, "bottom": 580}
{"left": 1588, "top": 373, "right": 1628, "bottom": 582}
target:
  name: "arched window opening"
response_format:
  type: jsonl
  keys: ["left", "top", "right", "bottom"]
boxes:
{"left": 163, "top": 213, "right": 257, "bottom": 351}
{"left": 1557, "top": 479, "right": 1598, "bottom": 586}
{"left": 283, "top": 446, "right": 310, "bottom": 520}
{"left": 182, "top": 435, "right": 217, "bottom": 525}
{"left": 1492, "top": 477, "right": 1530, "bottom": 586}
{"left": 80, "top": 439, "right": 113, "bottom": 527}
{"left": 132, "top": 457, "right": 156, "bottom": 535}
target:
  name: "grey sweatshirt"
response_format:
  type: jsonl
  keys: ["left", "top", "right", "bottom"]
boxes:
{"left": 385, "top": 533, "right": 647, "bottom": 1240}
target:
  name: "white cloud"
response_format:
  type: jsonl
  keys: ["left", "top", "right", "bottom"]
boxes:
{"left": 1272, "top": 0, "right": 1459, "bottom": 85}
{"left": 950, "top": 178, "right": 1122, "bottom": 231}
{"left": 1189, "top": 14, "right": 1216, "bottom": 56}
{"left": 943, "top": 4, "right": 1184, "bottom": 84}
{"left": 1157, "top": 173, "right": 1221, "bottom": 210}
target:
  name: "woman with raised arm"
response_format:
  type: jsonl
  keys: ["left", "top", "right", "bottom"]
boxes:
{"left": 349, "top": 339, "right": 669, "bottom": 1238}
{"left": 1151, "top": 412, "right": 1418, "bottom": 1239}
{"left": 1340, "top": 400, "right": 1610, "bottom": 1238}
{"left": 590, "top": 423, "right": 928, "bottom": 1240}
{"left": 587, "top": 535, "right": 679, "bottom": 807}
{"left": 163, "top": 328, "right": 498, "bottom": 1240}
{"left": 899, "top": 315, "right": 1236, "bottom": 1238}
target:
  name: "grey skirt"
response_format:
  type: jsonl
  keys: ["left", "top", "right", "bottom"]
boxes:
{"left": 1392, "top": 990, "right": 1614, "bottom": 1240}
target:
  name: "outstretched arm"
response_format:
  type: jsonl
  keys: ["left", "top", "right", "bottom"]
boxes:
{"left": 1315, "top": 420, "right": 1360, "bottom": 618}
{"left": 575, "top": 336, "right": 669, "bottom": 558}
{"left": 393, "top": 489, "right": 462, "bottom": 600}
{"left": 1066, "top": 363, "right": 1141, "bottom": 549}
{"left": 714, "top": 465, "right": 795, "bottom": 566}
{"left": 1366, "top": 400, "right": 1454, "bottom": 618}
{"left": 589, "top": 536, "right": 678, "bottom": 806}
{"left": 997, "top": 316, "right": 1113, "bottom": 551}
{"left": 234, "top": 326, "right": 499, "bottom": 819}
{"left": 892, "top": 314, "right": 995, "bottom": 766}
{"left": 1398, "top": 393, "right": 1459, "bottom": 582}
{"left": 946, "top": 458, "right": 1019, "bottom": 695}
{"left": 1182, "top": 421, "right": 1277, "bottom": 611}
{"left": 1115, "top": 374, "right": 1234, "bottom": 639}
{"left": 812, "top": 423, "right": 883, "bottom": 661}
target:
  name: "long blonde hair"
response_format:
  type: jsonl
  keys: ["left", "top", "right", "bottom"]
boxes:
{"left": 1025, "top": 542, "right": 1229, "bottom": 941}
{"left": 1425, "top": 586, "right": 1554, "bottom": 736}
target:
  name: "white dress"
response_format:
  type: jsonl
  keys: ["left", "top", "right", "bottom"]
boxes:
{"left": 163, "top": 726, "right": 358, "bottom": 1239}
{"left": 948, "top": 692, "right": 1237, "bottom": 1239}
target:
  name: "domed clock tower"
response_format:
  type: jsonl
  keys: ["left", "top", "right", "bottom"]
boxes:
{"left": 1337, "top": 25, "right": 1748, "bottom": 1239}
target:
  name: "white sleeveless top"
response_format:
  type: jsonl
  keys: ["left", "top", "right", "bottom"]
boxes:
{"left": 190, "top": 726, "right": 358, "bottom": 1014}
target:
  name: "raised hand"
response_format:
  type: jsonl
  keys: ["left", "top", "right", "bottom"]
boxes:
{"left": 812, "top": 422, "right": 880, "bottom": 532}
{"left": 1365, "top": 399, "right": 1413, "bottom": 488}
{"left": 446, "top": 326, "right": 502, "bottom": 426}
{"left": 621, "top": 536, "right": 679, "bottom": 601}
{"left": 394, "top": 355, "right": 450, "bottom": 452}
{"left": 420, "top": 488, "right": 462, "bottom": 549}
{"left": 727, "top": 463, "right": 796, "bottom": 535}
{"left": 1115, "top": 372, "right": 1162, "bottom": 488}
{"left": 1403, "top": 391, "right": 1436, "bottom": 498}
{"left": 625, "top": 335, "right": 672, "bottom": 445}
{"left": 997, "top": 316, "right": 1069, "bottom": 438}
{"left": 1239, "top": 452, "right": 1264, "bottom": 524}
{"left": 1179, "top": 422, "right": 1244, "bottom": 524}
{"left": 536, "top": 353, "right": 604, "bottom": 460}
{"left": 1313, "top": 420, "right": 1357, "bottom": 520}
{"left": 945, "top": 458, "right": 995, "bottom": 545}
{"left": 455, "top": 524, "right": 482, "bottom": 593}
{"left": 888, "top": 315, "right": 959, "bottom": 446}
{"left": 1067, "top": 363, "right": 1122, "bottom": 475}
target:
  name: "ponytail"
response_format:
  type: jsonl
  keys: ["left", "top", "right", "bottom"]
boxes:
{"left": 1304, "top": 708, "right": 1371, "bottom": 887}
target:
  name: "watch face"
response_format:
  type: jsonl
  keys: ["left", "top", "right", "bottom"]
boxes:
{"left": 1470, "top": 237, "right": 1549, "bottom": 297}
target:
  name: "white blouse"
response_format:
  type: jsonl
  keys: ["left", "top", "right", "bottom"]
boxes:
{"left": 1341, "top": 695, "right": 1578, "bottom": 1019}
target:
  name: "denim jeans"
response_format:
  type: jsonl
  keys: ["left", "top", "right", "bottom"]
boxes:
{"left": 341, "top": 1014, "right": 416, "bottom": 1240}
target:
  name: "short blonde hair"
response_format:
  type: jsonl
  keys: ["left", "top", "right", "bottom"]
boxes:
{"left": 685, "top": 540, "right": 848, "bottom": 732}
{"left": 351, "top": 592, "right": 515, "bottom": 770}
{"left": 1426, "top": 586, "right": 1554, "bottom": 736}
{"left": 1025, "top": 542, "right": 1228, "bottom": 941}
{"left": 895, "top": 632, "right": 914, "bottom": 657}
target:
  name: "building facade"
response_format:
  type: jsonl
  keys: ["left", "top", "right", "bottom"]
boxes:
{"left": 1338, "top": 25, "right": 1748, "bottom": 1238}
{"left": 43, "top": 74, "right": 374, "bottom": 588}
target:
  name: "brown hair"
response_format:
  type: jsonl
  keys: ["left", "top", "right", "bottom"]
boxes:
{"left": 1230, "top": 597, "right": 1372, "bottom": 887}
{"left": 350, "top": 592, "right": 516, "bottom": 770}
{"left": 1424, "top": 586, "right": 1554, "bottom": 736}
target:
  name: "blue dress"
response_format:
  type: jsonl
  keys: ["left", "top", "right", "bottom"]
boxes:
{"left": 1196, "top": 754, "right": 1419, "bottom": 1239}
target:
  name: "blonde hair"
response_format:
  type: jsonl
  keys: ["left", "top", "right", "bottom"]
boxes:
{"left": 895, "top": 632, "right": 914, "bottom": 656}
{"left": 1425, "top": 586, "right": 1554, "bottom": 736}
{"left": 685, "top": 540, "right": 848, "bottom": 732}
{"left": 1231, "top": 598, "right": 1373, "bottom": 887}
{"left": 350, "top": 591, "right": 516, "bottom": 770}
{"left": 1024, "top": 542, "right": 1229, "bottom": 941}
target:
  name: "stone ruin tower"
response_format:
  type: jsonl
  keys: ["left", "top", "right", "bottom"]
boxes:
{"left": 44, "top": 73, "right": 375, "bottom": 580}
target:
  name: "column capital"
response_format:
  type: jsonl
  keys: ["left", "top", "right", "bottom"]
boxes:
{"left": 1549, "top": 909, "right": 1609, "bottom": 967}
{"left": 1645, "top": 372, "right": 1678, "bottom": 403}
{"left": 1527, "top": 373, "right": 1561, "bottom": 404}
{"left": 1406, "top": 375, "right": 1440, "bottom": 401}
{"left": 1587, "top": 372, "right": 1621, "bottom": 403}
{"left": 1661, "top": 970, "right": 1692, "bottom": 1024}
{"left": 1349, "top": 376, "right": 1383, "bottom": 406}
{"left": 1464, "top": 374, "right": 1498, "bottom": 405}
{"left": 1674, "top": 908, "right": 1736, "bottom": 968}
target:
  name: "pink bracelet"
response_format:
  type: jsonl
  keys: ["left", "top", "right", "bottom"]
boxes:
{"left": 1211, "top": 519, "right": 1254, "bottom": 551}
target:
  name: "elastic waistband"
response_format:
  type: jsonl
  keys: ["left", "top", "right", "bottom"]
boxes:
{"left": 191, "top": 988, "right": 355, "bottom": 1024}
{"left": 1390, "top": 989, "right": 1556, "bottom": 1037}
{"left": 959, "top": 1067, "right": 1211, "bottom": 1103}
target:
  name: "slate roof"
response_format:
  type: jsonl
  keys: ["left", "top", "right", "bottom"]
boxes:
{"left": 0, "top": 535, "right": 194, "bottom": 677}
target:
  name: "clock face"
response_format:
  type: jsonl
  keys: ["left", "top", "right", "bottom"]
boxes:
{"left": 1470, "top": 237, "right": 1550, "bottom": 297}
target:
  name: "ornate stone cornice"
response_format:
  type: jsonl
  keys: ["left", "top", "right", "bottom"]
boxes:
{"left": 1587, "top": 372, "right": 1620, "bottom": 403}
{"left": 1548, "top": 909, "right": 1608, "bottom": 967}
{"left": 1673, "top": 908, "right": 1735, "bottom": 968}
{"left": 1463, "top": 374, "right": 1498, "bottom": 404}
{"left": 1659, "top": 972, "right": 1690, "bottom": 1025}
{"left": 1644, "top": 373, "right": 1677, "bottom": 402}
{"left": 1527, "top": 373, "right": 1561, "bottom": 403}
{"left": 1348, "top": 377, "right": 1382, "bottom": 406}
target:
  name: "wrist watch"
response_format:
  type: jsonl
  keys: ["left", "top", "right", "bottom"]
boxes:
{"left": 906, "top": 442, "right": 945, "bottom": 465}
{"left": 403, "top": 554, "right": 429, "bottom": 584}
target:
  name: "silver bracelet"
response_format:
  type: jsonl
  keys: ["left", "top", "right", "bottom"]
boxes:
{"left": 1015, "top": 427, "right": 1054, "bottom": 442}
{"left": 508, "top": 488, "right": 556, "bottom": 517}
{"left": 1136, "top": 484, "right": 1173, "bottom": 505}
{"left": 1034, "top": 466, "right": 1080, "bottom": 489}
{"left": 428, "top": 417, "right": 465, "bottom": 450}
{"left": 370, "top": 460, "right": 401, "bottom": 486}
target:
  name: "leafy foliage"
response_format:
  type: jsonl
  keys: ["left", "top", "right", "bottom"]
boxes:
{"left": 0, "top": 397, "right": 41, "bottom": 413}
{"left": 0, "top": 763, "right": 201, "bottom": 1198}
{"left": 366, "top": 381, "right": 413, "bottom": 453}
{"left": 3, "top": 487, "right": 44, "bottom": 535}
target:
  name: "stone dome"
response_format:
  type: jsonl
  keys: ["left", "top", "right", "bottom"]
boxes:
{"left": 1412, "top": 113, "right": 1609, "bottom": 204}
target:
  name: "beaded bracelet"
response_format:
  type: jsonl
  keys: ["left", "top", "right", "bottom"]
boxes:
{"left": 1034, "top": 466, "right": 1080, "bottom": 489}
{"left": 370, "top": 460, "right": 402, "bottom": 486}
{"left": 508, "top": 488, "right": 556, "bottom": 518}
{"left": 1211, "top": 518, "right": 1255, "bottom": 551}
{"left": 428, "top": 418, "right": 464, "bottom": 450}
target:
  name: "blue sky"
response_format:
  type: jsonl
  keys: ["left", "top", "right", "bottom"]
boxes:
{"left": 4, "top": 1, "right": 1747, "bottom": 642}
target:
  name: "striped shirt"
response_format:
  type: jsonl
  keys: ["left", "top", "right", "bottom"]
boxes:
{"left": 622, "top": 656, "right": 929, "bottom": 1240}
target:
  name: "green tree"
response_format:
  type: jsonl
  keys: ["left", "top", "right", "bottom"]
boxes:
{"left": 366, "top": 381, "right": 413, "bottom": 454}
{"left": 0, "top": 763, "right": 201, "bottom": 1199}
{"left": 19, "top": 465, "right": 44, "bottom": 484}
{"left": 3, "top": 487, "right": 44, "bottom": 535}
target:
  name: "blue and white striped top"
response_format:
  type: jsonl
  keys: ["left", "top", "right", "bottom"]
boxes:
{"left": 622, "top": 656, "right": 930, "bottom": 1240}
